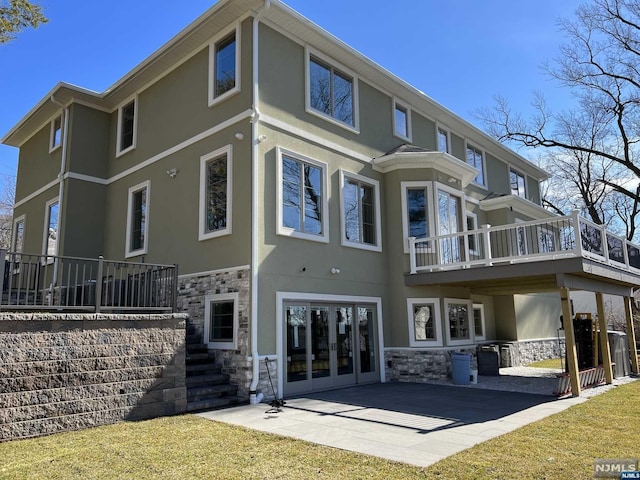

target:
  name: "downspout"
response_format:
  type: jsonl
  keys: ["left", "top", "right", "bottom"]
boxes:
{"left": 50, "top": 95, "right": 70, "bottom": 286}
{"left": 249, "top": 0, "right": 271, "bottom": 405}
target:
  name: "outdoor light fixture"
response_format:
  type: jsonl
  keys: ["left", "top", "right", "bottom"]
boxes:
{"left": 166, "top": 168, "right": 178, "bottom": 178}
{"left": 330, "top": 267, "right": 340, "bottom": 275}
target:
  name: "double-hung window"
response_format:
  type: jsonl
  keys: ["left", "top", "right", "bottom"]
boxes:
{"left": 49, "top": 115, "right": 62, "bottom": 152}
{"left": 278, "top": 149, "right": 327, "bottom": 242}
{"left": 204, "top": 292, "right": 239, "bottom": 349}
{"left": 466, "top": 143, "right": 485, "bottom": 186}
{"left": 199, "top": 146, "right": 232, "bottom": 241}
{"left": 126, "top": 181, "right": 149, "bottom": 257}
{"left": 341, "top": 171, "right": 381, "bottom": 251}
{"left": 117, "top": 98, "right": 137, "bottom": 156}
{"left": 400, "top": 181, "right": 435, "bottom": 253}
{"left": 445, "top": 298, "right": 473, "bottom": 346}
{"left": 42, "top": 198, "right": 59, "bottom": 260}
{"left": 509, "top": 168, "right": 527, "bottom": 198}
{"left": 407, "top": 298, "right": 442, "bottom": 347}
{"left": 437, "top": 126, "right": 450, "bottom": 153}
{"left": 12, "top": 215, "right": 25, "bottom": 254}
{"left": 307, "top": 51, "right": 358, "bottom": 130}
{"left": 393, "top": 99, "right": 411, "bottom": 141}
{"left": 209, "top": 24, "right": 240, "bottom": 105}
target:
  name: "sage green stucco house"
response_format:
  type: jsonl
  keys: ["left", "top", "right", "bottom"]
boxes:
{"left": 4, "top": 0, "right": 639, "bottom": 401}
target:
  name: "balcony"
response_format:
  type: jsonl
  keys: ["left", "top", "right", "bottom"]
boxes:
{"left": 0, "top": 250, "right": 177, "bottom": 313}
{"left": 407, "top": 211, "right": 640, "bottom": 294}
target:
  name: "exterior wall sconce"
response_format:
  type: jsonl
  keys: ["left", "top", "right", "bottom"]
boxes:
{"left": 330, "top": 267, "right": 340, "bottom": 275}
{"left": 166, "top": 168, "right": 178, "bottom": 178}
{"left": 258, "top": 134, "right": 267, "bottom": 143}
{"left": 235, "top": 132, "right": 244, "bottom": 140}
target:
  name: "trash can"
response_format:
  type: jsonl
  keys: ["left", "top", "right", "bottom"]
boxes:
{"left": 452, "top": 352, "right": 472, "bottom": 385}
{"left": 477, "top": 345, "right": 500, "bottom": 376}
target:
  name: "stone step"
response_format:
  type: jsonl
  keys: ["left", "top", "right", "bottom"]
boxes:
{"left": 186, "top": 334, "right": 203, "bottom": 345}
{"left": 187, "top": 383, "right": 238, "bottom": 401}
{"left": 186, "top": 373, "right": 230, "bottom": 387}
{"left": 186, "top": 363, "right": 221, "bottom": 375}
{"left": 186, "top": 352, "right": 216, "bottom": 363}
{"left": 185, "top": 396, "right": 244, "bottom": 412}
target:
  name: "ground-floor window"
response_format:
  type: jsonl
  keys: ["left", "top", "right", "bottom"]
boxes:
{"left": 204, "top": 292, "right": 238, "bottom": 349}
{"left": 445, "top": 298, "right": 473, "bottom": 346}
{"left": 473, "top": 303, "right": 486, "bottom": 341}
{"left": 407, "top": 298, "right": 442, "bottom": 347}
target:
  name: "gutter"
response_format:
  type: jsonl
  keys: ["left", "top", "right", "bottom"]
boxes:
{"left": 249, "top": 0, "right": 271, "bottom": 405}
{"left": 49, "top": 95, "right": 70, "bottom": 284}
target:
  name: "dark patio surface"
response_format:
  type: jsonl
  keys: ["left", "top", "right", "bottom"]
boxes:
{"left": 198, "top": 382, "right": 585, "bottom": 467}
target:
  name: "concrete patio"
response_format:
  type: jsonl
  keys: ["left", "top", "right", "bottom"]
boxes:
{"left": 198, "top": 382, "right": 586, "bottom": 467}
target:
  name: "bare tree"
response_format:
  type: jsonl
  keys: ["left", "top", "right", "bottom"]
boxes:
{"left": 0, "top": 175, "right": 16, "bottom": 249}
{"left": 478, "top": 0, "right": 640, "bottom": 241}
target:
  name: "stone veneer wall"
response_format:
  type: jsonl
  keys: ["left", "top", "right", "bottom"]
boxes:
{"left": 500, "top": 339, "right": 565, "bottom": 367}
{"left": 177, "top": 267, "right": 251, "bottom": 398}
{"left": 384, "top": 347, "right": 478, "bottom": 383}
{"left": 0, "top": 313, "right": 187, "bottom": 442}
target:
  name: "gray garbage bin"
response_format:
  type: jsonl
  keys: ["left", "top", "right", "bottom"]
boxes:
{"left": 452, "top": 352, "right": 471, "bottom": 385}
{"left": 477, "top": 345, "right": 500, "bottom": 376}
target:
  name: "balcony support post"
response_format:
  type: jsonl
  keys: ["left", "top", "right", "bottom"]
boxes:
{"left": 595, "top": 292, "right": 614, "bottom": 384}
{"left": 560, "top": 287, "right": 581, "bottom": 397}
{"left": 95, "top": 256, "right": 104, "bottom": 313}
{"left": 481, "top": 224, "right": 492, "bottom": 266}
{"left": 571, "top": 210, "right": 583, "bottom": 257}
{"left": 624, "top": 296, "right": 639, "bottom": 375}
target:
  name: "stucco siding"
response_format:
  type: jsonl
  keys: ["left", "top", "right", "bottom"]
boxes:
{"left": 514, "top": 292, "right": 562, "bottom": 339}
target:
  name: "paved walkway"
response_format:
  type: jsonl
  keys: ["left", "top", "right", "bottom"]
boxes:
{"left": 198, "top": 382, "right": 585, "bottom": 467}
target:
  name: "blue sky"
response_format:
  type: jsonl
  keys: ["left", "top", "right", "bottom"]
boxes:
{"left": 0, "top": 0, "right": 583, "bottom": 182}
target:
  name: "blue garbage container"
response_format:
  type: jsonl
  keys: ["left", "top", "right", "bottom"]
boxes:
{"left": 452, "top": 352, "right": 471, "bottom": 385}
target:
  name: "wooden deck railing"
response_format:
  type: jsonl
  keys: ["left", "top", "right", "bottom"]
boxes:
{"left": 0, "top": 250, "right": 177, "bottom": 313}
{"left": 409, "top": 210, "right": 640, "bottom": 274}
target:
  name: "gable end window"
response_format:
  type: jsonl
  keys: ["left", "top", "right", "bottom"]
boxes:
{"left": 126, "top": 181, "right": 149, "bottom": 258}
{"left": 466, "top": 143, "right": 485, "bottom": 186}
{"left": 209, "top": 25, "right": 240, "bottom": 105}
{"left": 510, "top": 168, "right": 527, "bottom": 198}
{"left": 117, "top": 99, "right": 137, "bottom": 156}
{"left": 341, "top": 171, "right": 381, "bottom": 252}
{"left": 199, "top": 146, "right": 232, "bottom": 241}
{"left": 277, "top": 149, "right": 328, "bottom": 243}
{"left": 307, "top": 50, "right": 359, "bottom": 131}
{"left": 204, "top": 292, "right": 239, "bottom": 349}
{"left": 49, "top": 115, "right": 62, "bottom": 152}
{"left": 393, "top": 99, "right": 411, "bottom": 141}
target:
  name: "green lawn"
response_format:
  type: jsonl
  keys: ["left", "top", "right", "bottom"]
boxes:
{"left": 1, "top": 381, "right": 639, "bottom": 479}
{"left": 526, "top": 357, "right": 563, "bottom": 369}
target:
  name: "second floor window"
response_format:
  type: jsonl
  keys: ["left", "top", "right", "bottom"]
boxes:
{"left": 510, "top": 168, "right": 527, "bottom": 198}
{"left": 50, "top": 115, "right": 62, "bottom": 152}
{"left": 126, "top": 181, "right": 149, "bottom": 257}
{"left": 43, "top": 199, "right": 59, "bottom": 258}
{"left": 118, "top": 99, "right": 136, "bottom": 155}
{"left": 437, "top": 127, "right": 450, "bottom": 153}
{"left": 466, "top": 144, "right": 485, "bottom": 186}
{"left": 199, "top": 146, "right": 232, "bottom": 241}
{"left": 215, "top": 32, "right": 236, "bottom": 97}
{"left": 12, "top": 216, "right": 25, "bottom": 253}
{"left": 280, "top": 152, "right": 326, "bottom": 241}
{"left": 342, "top": 172, "right": 381, "bottom": 251}
{"left": 393, "top": 100, "right": 411, "bottom": 140}
{"left": 309, "top": 56, "right": 355, "bottom": 127}
{"left": 406, "top": 187, "right": 429, "bottom": 239}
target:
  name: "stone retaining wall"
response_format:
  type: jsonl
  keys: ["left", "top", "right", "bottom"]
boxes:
{"left": 0, "top": 313, "right": 187, "bottom": 442}
{"left": 500, "top": 339, "right": 565, "bottom": 367}
{"left": 177, "top": 267, "right": 251, "bottom": 398}
{"left": 384, "top": 347, "right": 478, "bottom": 383}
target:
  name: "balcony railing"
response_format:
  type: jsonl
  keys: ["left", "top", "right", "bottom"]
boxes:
{"left": 0, "top": 250, "right": 178, "bottom": 312}
{"left": 409, "top": 210, "right": 640, "bottom": 274}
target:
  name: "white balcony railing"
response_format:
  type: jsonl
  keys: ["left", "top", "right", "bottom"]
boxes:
{"left": 409, "top": 210, "right": 640, "bottom": 274}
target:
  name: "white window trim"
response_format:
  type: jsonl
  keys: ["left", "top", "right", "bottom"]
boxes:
{"left": 436, "top": 124, "right": 451, "bottom": 154}
{"left": 305, "top": 47, "right": 360, "bottom": 134}
{"left": 434, "top": 181, "right": 466, "bottom": 236}
{"left": 12, "top": 214, "right": 26, "bottom": 252}
{"left": 407, "top": 298, "right": 443, "bottom": 347}
{"left": 199, "top": 145, "right": 233, "bottom": 241}
{"left": 41, "top": 197, "right": 59, "bottom": 263}
{"left": 473, "top": 303, "right": 486, "bottom": 341}
{"left": 49, "top": 114, "right": 62, "bottom": 153}
{"left": 509, "top": 165, "right": 528, "bottom": 199}
{"left": 464, "top": 141, "right": 487, "bottom": 188}
{"left": 400, "top": 181, "right": 435, "bottom": 254}
{"left": 208, "top": 22, "right": 241, "bottom": 107}
{"left": 444, "top": 297, "right": 474, "bottom": 346}
{"left": 125, "top": 180, "right": 150, "bottom": 258}
{"left": 466, "top": 211, "right": 479, "bottom": 256}
{"left": 116, "top": 96, "right": 138, "bottom": 157}
{"left": 204, "top": 292, "right": 239, "bottom": 349}
{"left": 339, "top": 169, "right": 382, "bottom": 252}
{"left": 276, "top": 147, "right": 329, "bottom": 243}
{"left": 392, "top": 97, "right": 412, "bottom": 142}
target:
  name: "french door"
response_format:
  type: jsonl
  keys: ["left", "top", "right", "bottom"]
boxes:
{"left": 284, "top": 302, "right": 378, "bottom": 395}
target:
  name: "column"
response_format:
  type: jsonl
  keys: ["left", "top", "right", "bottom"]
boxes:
{"left": 560, "top": 287, "right": 581, "bottom": 396}
{"left": 595, "top": 292, "right": 614, "bottom": 384}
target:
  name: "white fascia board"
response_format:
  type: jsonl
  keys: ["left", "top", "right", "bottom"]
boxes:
{"left": 479, "top": 194, "right": 555, "bottom": 220}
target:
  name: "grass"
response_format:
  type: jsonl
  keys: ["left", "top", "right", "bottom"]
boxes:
{"left": 1, "top": 381, "right": 639, "bottom": 479}
{"left": 526, "top": 357, "right": 563, "bottom": 369}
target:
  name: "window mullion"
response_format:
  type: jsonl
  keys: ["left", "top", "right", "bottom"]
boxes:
{"left": 299, "top": 162, "right": 305, "bottom": 231}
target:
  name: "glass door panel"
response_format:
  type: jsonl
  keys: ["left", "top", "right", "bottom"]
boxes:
{"left": 357, "top": 306, "right": 376, "bottom": 374}
{"left": 438, "top": 190, "right": 463, "bottom": 263}
{"left": 335, "top": 307, "right": 354, "bottom": 376}
{"left": 311, "top": 306, "right": 330, "bottom": 379}
{"left": 286, "top": 305, "right": 308, "bottom": 384}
